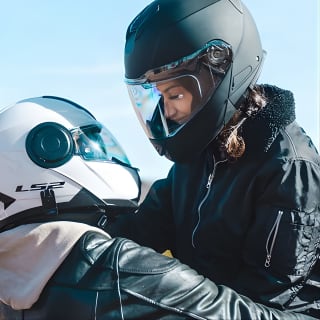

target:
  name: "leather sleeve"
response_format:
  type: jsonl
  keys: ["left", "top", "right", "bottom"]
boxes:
{"left": 22, "top": 231, "right": 316, "bottom": 320}
{"left": 112, "top": 236, "right": 317, "bottom": 320}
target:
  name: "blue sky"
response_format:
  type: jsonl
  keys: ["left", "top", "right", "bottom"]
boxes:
{"left": 0, "top": 1, "right": 319, "bottom": 181}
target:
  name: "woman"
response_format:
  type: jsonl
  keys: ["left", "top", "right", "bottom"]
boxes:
{"left": 106, "top": 0, "right": 320, "bottom": 318}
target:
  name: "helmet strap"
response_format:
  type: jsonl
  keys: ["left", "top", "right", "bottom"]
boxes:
{"left": 40, "top": 188, "right": 58, "bottom": 215}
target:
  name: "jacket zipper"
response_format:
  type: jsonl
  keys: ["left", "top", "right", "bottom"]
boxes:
{"left": 264, "top": 210, "right": 283, "bottom": 268}
{"left": 191, "top": 155, "right": 226, "bottom": 248}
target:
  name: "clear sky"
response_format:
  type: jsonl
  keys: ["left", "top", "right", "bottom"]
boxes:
{"left": 0, "top": 0, "right": 319, "bottom": 182}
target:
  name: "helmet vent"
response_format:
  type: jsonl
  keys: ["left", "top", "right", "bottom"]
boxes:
{"left": 26, "top": 122, "right": 74, "bottom": 168}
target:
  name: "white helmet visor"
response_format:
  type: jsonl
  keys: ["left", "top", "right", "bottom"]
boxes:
{"left": 71, "top": 124, "right": 130, "bottom": 165}
{"left": 125, "top": 40, "right": 232, "bottom": 139}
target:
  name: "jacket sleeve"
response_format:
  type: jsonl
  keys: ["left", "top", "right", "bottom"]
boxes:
{"left": 115, "top": 237, "right": 317, "bottom": 320}
{"left": 235, "top": 156, "right": 320, "bottom": 314}
{"left": 105, "top": 167, "right": 175, "bottom": 252}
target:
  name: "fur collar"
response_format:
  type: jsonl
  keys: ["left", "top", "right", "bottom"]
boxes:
{"left": 242, "top": 84, "right": 296, "bottom": 153}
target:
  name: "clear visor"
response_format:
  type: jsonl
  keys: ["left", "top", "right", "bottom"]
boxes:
{"left": 71, "top": 124, "right": 130, "bottom": 165}
{"left": 126, "top": 40, "right": 232, "bottom": 139}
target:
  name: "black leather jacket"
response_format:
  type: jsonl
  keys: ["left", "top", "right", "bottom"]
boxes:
{"left": 106, "top": 85, "right": 320, "bottom": 318}
{"left": 0, "top": 231, "right": 316, "bottom": 319}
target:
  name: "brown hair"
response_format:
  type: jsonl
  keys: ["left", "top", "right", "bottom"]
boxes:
{"left": 218, "top": 85, "right": 267, "bottom": 160}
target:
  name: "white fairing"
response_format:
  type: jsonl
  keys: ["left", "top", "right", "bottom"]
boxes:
{"left": 0, "top": 97, "right": 140, "bottom": 222}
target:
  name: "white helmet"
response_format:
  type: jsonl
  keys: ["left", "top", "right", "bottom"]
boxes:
{"left": 0, "top": 96, "right": 141, "bottom": 232}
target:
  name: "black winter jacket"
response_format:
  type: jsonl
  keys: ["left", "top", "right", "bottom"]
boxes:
{"left": 106, "top": 85, "right": 320, "bottom": 318}
{"left": 0, "top": 231, "right": 317, "bottom": 319}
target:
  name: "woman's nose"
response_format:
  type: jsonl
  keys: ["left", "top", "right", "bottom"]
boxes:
{"left": 164, "top": 100, "right": 176, "bottom": 119}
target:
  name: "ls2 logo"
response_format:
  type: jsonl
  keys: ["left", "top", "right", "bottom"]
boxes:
{"left": 16, "top": 182, "right": 65, "bottom": 192}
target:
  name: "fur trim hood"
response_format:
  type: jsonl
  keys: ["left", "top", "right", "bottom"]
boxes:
{"left": 243, "top": 84, "right": 296, "bottom": 153}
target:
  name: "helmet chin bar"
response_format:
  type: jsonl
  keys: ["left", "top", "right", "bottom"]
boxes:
{"left": 0, "top": 196, "right": 138, "bottom": 234}
{"left": 150, "top": 101, "right": 229, "bottom": 163}
{"left": 0, "top": 185, "right": 139, "bottom": 233}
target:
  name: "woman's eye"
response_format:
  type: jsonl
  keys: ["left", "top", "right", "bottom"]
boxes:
{"left": 170, "top": 93, "right": 184, "bottom": 100}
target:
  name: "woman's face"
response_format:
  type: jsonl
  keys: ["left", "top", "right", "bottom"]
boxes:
{"left": 156, "top": 77, "right": 201, "bottom": 124}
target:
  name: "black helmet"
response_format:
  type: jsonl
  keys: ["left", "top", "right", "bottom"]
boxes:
{"left": 124, "top": 0, "right": 265, "bottom": 163}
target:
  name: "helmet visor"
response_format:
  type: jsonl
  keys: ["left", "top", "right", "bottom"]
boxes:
{"left": 71, "top": 124, "right": 130, "bottom": 165}
{"left": 125, "top": 40, "right": 232, "bottom": 139}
